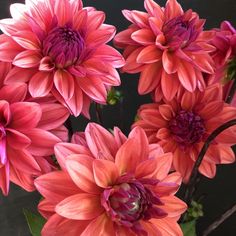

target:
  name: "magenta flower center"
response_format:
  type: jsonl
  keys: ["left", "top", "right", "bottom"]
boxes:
{"left": 162, "top": 14, "right": 199, "bottom": 50}
{"left": 169, "top": 110, "right": 205, "bottom": 146}
{"left": 43, "top": 25, "right": 85, "bottom": 68}
{"left": 101, "top": 176, "right": 167, "bottom": 234}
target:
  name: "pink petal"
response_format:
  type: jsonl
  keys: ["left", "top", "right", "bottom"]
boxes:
{"left": 0, "top": 138, "right": 7, "bottom": 165}
{"left": 29, "top": 71, "right": 53, "bottom": 97}
{"left": 138, "top": 62, "right": 162, "bottom": 94}
{"left": 162, "top": 50, "right": 177, "bottom": 74}
{"left": 78, "top": 76, "right": 107, "bottom": 103}
{"left": 13, "top": 50, "right": 41, "bottom": 68}
{"left": 38, "top": 199, "right": 55, "bottom": 219}
{"left": 199, "top": 161, "right": 216, "bottom": 178}
{"left": 177, "top": 61, "right": 196, "bottom": 92}
{"left": 23, "top": 129, "right": 61, "bottom": 156}
{"left": 12, "top": 30, "right": 41, "bottom": 50}
{"left": 161, "top": 71, "right": 179, "bottom": 101}
{"left": 54, "top": 69, "right": 75, "bottom": 101}
{"left": 85, "top": 123, "right": 118, "bottom": 161}
{"left": 54, "top": 143, "right": 91, "bottom": 170}
{"left": 81, "top": 213, "right": 114, "bottom": 236}
{"left": 37, "top": 103, "right": 69, "bottom": 130}
{"left": 131, "top": 29, "right": 155, "bottom": 45}
{"left": 56, "top": 193, "right": 104, "bottom": 220}
{"left": 7, "top": 148, "right": 40, "bottom": 174}
{"left": 65, "top": 155, "right": 102, "bottom": 194}
{"left": 42, "top": 214, "right": 89, "bottom": 236}
{"left": 9, "top": 102, "right": 42, "bottom": 130}
{"left": 0, "top": 83, "right": 27, "bottom": 103}
{"left": 86, "top": 10, "right": 105, "bottom": 31}
{"left": 165, "top": 0, "right": 183, "bottom": 19}
{"left": 155, "top": 153, "right": 173, "bottom": 180}
{"left": 93, "top": 159, "right": 119, "bottom": 188}
{"left": 35, "top": 171, "right": 79, "bottom": 203}
{"left": 137, "top": 45, "right": 162, "bottom": 64}
{"left": 6, "top": 128, "right": 31, "bottom": 149}
{"left": 0, "top": 162, "right": 9, "bottom": 195}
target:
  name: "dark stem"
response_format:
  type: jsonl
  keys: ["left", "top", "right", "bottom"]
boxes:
{"left": 202, "top": 203, "right": 236, "bottom": 236}
{"left": 183, "top": 119, "right": 236, "bottom": 207}
{"left": 65, "top": 117, "right": 73, "bottom": 141}
{"left": 95, "top": 103, "right": 103, "bottom": 125}
{"left": 226, "top": 79, "right": 236, "bottom": 103}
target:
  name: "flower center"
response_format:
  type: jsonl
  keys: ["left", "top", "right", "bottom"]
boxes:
{"left": 169, "top": 110, "right": 205, "bottom": 146}
{"left": 162, "top": 13, "right": 199, "bottom": 50}
{"left": 101, "top": 176, "right": 167, "bottom": 234}
{"left": 43, "top": 25, "right": 85, "bottom": 68}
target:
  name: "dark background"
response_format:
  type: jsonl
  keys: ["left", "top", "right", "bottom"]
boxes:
{"left": 0, "top": 0, "right": 236, "bottom": 235}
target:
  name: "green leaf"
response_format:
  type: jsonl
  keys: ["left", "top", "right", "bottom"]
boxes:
{"left": 23, "top": 209, "right": 46, "bottom": 236}
{"left": 181, "top": 220, "right": 197, "bottom": 236}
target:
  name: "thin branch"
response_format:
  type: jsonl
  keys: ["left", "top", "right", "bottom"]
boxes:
{"left": 184, "top": 119, "right": 236, "bottom": 206}
{"left": 226, "top": 79, "right": 236, "bottom": 104}
{"left": 202, "top": 203, "right": 236, "bottom": 236}
{"left": 95, "top": 103, "right": 103, "bottom": 125}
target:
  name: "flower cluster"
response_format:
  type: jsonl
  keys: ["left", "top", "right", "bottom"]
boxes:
{"left": 0, "top": 0, "right": 235, "bottom": 235}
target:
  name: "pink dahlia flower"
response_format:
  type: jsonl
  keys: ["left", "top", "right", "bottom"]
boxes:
{"left": 114, "top": 0, "right": 215, "bottom": 101}
{"left": 0, "top": 65, "right": 69, "bottom": 195}
{"left": 0, "top": 0, "right": 125, "bottom": 117}
{"left": 35, "top": 123, "right": 186, "bottom": 236}
{"left": 208, "top": 21, "right": 236, "bottom": 105}
{"left": 133, "top": 84, "right": 236, "bottom": 183}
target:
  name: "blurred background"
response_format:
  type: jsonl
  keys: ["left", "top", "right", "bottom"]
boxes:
{"left": 0, "top": 0, "right": 236, "bottom": 235}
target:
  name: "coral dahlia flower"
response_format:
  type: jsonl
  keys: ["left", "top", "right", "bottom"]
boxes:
{"left": 35, "top": 123, "right": 186, "bottom": 236}
{"left": 208, "top": 21, "right": 236, "bottom": 105}
{"left": 114, "top": 0, "right": 215, "bottom": 101}
{"left": 0, "top": 62, "right": 69, "bottom": 195}
{"left": 0, "top": 0, "right": 125, "bottom": 117}
{"left": 133, "top": 84, "right": 236, "bottom": 183}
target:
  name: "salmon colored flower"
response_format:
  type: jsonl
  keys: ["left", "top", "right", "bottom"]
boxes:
{"left": 114, "top": 0, "right": 215, "bottom": 101}
{"left": 0, "top": 62, "right": 69, "bottom": 195}
{"left": 0, "top": 0, "right": 125, "bottom": 117}
{"left": 208, "top": 21, "right": 236, "bottom": 105}
{"left": 133, "top": 84, "right": 236, "bottom": 182}
{"left": 35, "top": 123, "right": 186, "bottom": 236}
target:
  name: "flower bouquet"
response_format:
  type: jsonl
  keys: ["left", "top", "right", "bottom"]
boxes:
{"left": 0, "top": 0, "right": 235, "bottom": 235}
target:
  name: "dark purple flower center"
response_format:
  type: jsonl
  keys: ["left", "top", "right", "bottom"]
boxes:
{"left": 101, "top": 176, "right": 167, "bottom": 235}
{"left": 43, "top": 25, "right": 85, "bottom": 68}
{"left": 169, "top": 110, "right": 205, "bottom": 147}
{"left": 162, "top": 13, "right": 199, "bottom": 50}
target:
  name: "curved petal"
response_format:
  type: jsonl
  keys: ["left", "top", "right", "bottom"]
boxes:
{"left": 93, "top": 159, "right": 119, "bottom": 188}
{"left": 56, "top": 193, "right": 104, "bottom": 220}
{"left": 65, "top": 154, "right": 102, "bottom": 194}
{"left": 35, "top": 171, "right": 79, "bottom": 203}
{"left": 54, "top": 69, "right": 75, "bottom": 101}
{"left": 9, "top": 102, "right": 42, "bottom": 130}
{"left": 29, "top": 71, "right": 53, "bottom": 97}
{"left": 13, "top": 50, "right": 41, "bottom": 68}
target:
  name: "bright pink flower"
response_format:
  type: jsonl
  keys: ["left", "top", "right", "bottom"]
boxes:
{"left": 133, "top": 84, "right": 236, "bottom": 183}
{"left": 208, "top": 21, "right": 236, "bottom": 105}
{"left": 35, "top": 123, "right": 186, "bottom": 236}
{"left": 0, "top": 62, "right": 69, "bottom": 195}
{"left": 0, "top": 0, "right": 125, "bottom": 117}
{"left": 114, "top": 0, "right": 215, "bottom": 101}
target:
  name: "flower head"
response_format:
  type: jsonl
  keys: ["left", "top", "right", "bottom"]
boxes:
{"left": 114, "top": 0, "right": 215, "bottom": 101}
{"left": 35, "top": 123, "right": 186, "bottom": 236}
{"left": 0, "top": 0, "right": 125, "bottom": 117}
{"left": 208, "top": 21, "right": 236, "bottom": 105}
{"left": 133, "top": 84, "right": 236, "bottom": 182}
{"left": 0, "top": 61, "right": 69, "bottom": 195}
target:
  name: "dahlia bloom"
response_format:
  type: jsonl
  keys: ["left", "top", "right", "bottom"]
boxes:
{"left": 114, "top": 0, "right": 215, "bottom": 101}
{"left": 208, "top": 21, "right": 236, "bottom": 105}
{"left": 35, "top": 123, "right": 186, "bottom": 236}
{"left": 133, "top": 84, "right": 236, "bottom": 182}
{"left": 0, "top": 0, "right": 125, "bottom": 117}
{"left": 0, "top": 63, "right": 69, "bottom": 195}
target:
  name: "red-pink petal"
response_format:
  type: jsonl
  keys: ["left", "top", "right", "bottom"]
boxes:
{"left": 56, "top": 193, "right": 104, "bottom": 220}
{"left": 13, "top": 50, "right": 41, "bottom": 68}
